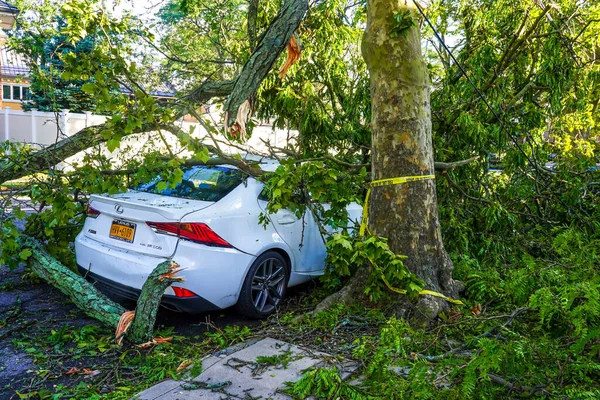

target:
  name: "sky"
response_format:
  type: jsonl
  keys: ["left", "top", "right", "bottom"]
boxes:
{"left": 105, "top": 0, "right": 165, "bottom": 22}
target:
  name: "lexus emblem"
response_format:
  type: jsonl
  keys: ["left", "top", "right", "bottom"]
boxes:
{"left": 115, "top": 205, "right": 124, "bottom": 214}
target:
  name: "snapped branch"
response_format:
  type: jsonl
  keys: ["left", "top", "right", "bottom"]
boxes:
{"left": 223, "top": 0, "right": 308, "bottom": 130}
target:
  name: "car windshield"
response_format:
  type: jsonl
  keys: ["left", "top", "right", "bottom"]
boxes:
{"left": 137, "top": 165, "right": 245, "bottom": 202}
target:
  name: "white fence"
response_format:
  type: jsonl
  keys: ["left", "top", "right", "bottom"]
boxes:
{"left": 1, "top": 108, "right": 296, "bottom": 170}
{"left": 0, "top": 108, "right": 107, "bottom": 148}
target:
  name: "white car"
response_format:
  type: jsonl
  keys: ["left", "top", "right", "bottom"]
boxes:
{"left": 75, "top": 161, "right": 361, "bottom": 317}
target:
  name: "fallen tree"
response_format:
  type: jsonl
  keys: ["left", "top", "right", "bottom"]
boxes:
{"left": 23, "top": 235, "right": 182, "bottom": 344}
{"left": 0, "top": 0, "right": 308, "bottom": 186}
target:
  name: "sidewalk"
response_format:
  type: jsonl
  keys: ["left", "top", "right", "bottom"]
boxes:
{"left": 135, "top": 337, "right": 358, "bottom": 399}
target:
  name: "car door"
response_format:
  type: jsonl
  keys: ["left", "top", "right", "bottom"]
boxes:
{"left": 257, "top": 193, "right": 327, "bottom": 274}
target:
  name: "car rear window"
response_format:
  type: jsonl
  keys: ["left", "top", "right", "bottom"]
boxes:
{"left": 137, "top": 165, "right": 245, "bottom": 202}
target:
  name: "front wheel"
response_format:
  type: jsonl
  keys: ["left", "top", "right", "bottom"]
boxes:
{"left": 235, "top": 251, "right": 289, "bottom": 318}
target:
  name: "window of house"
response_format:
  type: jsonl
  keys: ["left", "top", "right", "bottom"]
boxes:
{"left": 2, "top": 84, "right": 30, "bottom": 101}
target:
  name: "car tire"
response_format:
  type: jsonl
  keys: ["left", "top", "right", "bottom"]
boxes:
{"left": 235, "top": 251, "right": 289, "bottom": 318}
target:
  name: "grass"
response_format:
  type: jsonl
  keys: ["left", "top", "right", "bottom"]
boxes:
{"left": 3, "top": 322, "right": 255, "bottom": 399}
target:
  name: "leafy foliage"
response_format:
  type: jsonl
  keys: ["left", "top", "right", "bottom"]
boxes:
{"left": 325, "top": 233, "right": 423, "bottom": 302}
{"left": 7, "top": 321, "right": 251, "bottom": 399}
{"left": 19, "top": 19, "right": 108, "bottom": 113}
{"left": 283, "top": 367, "right": 372, "bottom": 399}
{"left": 1, "top": 0, "right": 600, "bottom": 397}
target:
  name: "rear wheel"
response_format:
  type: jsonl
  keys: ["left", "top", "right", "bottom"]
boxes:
{"left": 235, "top": 251, "right": 289, "bottom": 318}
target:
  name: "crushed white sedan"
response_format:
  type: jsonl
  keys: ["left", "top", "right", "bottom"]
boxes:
{"left": 75, "top": 161, "right": 361, "bottom": 317}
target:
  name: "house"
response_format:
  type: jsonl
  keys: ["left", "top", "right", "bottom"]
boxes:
{"left": 0, "top": 1, "right": 17, "bottom": 29}
{"left": 0, "top": 46, "right": 30, "bottom": 110}
{"left": 0, "top": 0, "right": 27, "bottom": 111}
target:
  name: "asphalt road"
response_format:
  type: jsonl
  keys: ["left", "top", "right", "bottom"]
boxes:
{"left": 0, "top": 262, "right": 316, "bottom": 398}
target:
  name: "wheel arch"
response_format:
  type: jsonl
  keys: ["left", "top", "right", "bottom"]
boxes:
{"left": 266, "top": 247, "right": 292, "bottom": 277}
{"left": 254, "top": 243, "right": 295, "bottom": 272}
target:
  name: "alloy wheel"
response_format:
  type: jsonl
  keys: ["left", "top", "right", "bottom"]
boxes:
{"left": 250, "top": 257, "right": 286, "bottom": 313}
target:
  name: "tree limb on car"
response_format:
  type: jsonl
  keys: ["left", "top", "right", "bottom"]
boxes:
{"left": 86, "top": 153, "right": 479, "bottom": 179}
{"left": 22, "top": 235, "right": 182, "bottom": 344}
{"left": 0, "top": 0, "right": 308, "bottom": 186}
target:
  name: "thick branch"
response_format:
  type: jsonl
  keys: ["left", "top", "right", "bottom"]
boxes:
{"left": 23, "top": 236, "right": 127, "bottom": 328}
{"left": 182, "top": 79, "right": 235, "bottom": 105}
{"left": 224, "top": 0, "right": 308, "bottom": 126}
{"left": 127, "top": 261, "right": 183, "bottom": 343}
{"left": 248, "top": 0, "right": 260, "bottom": 51}
{"left": 22, "top": 234, "right": 182, "bottom": 344}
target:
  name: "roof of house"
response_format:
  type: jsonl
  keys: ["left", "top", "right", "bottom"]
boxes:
{"left": 0, "top": 46, "right": 30, "bottom": 77}
{"left": 0, "top": 1, "right": 18, "bottom": 14}
{"left": 120, "top": 78, "right": 176, "bottom": 98}
{"left": 147, "top": 81, "right": 176, "bottom": 98}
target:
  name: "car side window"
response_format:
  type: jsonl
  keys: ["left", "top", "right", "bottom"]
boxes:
{"left": 258, "top": 186, "right": 308, "bottom": 204}
{"left": 258, "top": 186, "right": 271, "bottom": 202}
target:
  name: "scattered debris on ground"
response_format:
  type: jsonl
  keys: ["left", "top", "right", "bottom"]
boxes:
{"left": 0, "top": 265, "right": 269, "bottom": 399}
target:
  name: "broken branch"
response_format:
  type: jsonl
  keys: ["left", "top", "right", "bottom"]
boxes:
{"left": 223, "top": 0, "right": 308, "bottom": 128}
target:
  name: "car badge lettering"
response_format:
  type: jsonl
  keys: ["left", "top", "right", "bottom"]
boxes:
{"left": 115, "top": 205, "right": 124, "bottom": 214}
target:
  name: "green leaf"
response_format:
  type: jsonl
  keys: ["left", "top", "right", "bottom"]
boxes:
{"left": 19, "top": 248, "right": 32, "bottom": 261}
{"left": 81, "top": 82, "right": 96, "bottom": 94}
{"left": 107, "top": 138, "right": 120, "bottom": 152}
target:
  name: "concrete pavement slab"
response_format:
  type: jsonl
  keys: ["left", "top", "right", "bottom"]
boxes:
{"left": 134, "top": 337, "right": 358, "bottom": 400}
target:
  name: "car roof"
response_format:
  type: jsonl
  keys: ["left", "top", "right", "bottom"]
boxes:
{"left": 209, "top": 154, "right": 280, "bottom": 173}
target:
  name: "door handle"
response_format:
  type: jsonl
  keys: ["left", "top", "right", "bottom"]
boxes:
{"left": 277, "top": 216, "right": 297, "bottom": 225}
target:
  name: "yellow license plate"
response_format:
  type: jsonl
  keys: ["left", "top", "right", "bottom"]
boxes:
{"left": 109, "top": 219, "right": 136, "bottom": 243}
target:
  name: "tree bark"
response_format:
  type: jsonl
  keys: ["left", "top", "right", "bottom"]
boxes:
{"left": 22, "top": 236, "right": 180, "bottom": 343}
{"left": 362, "top": 0, "right": 461, "bottom": 321}
{"left": 127, "top": 261, "right": 183, "bottom": 343}
{"left": 247, "top": 0, "right": 260, "bottom": 51}
{"left": 224, "top": 0, "right": 308, "bottom": 126}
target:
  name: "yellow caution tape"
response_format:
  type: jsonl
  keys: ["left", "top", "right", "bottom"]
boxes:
{"left": 368, "top": 255, "right": 464, "bottom": 305}
{"left": 359, "top": 175, "right": 435, "bottom": 236}
{"left": 360, "top": 175, "right": 463, "bottom": 306}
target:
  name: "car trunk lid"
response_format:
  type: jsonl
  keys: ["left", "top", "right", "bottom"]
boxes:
{"left": 84, "top": 191, "right": 214, "bottom": 257}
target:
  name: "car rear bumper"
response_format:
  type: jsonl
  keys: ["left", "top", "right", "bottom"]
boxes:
{"left": 75, "top": 232, "right": 257, "bottom": 311}
{"left": 78, "top": 265, "right": 219, "bottom": 313}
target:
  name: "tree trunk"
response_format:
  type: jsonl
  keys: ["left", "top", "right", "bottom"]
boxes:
{"left": 362, "top": 0, "right": 461, "bottom": 321}
{"left": 23, "top": 236, "right": 180, "bottom": 343}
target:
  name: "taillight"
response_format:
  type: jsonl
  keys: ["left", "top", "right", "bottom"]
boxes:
{"left": 172, "top": 287, "right": 198, "bottom": 298}
{"left": 146, "top": 222, "right": 232, "bottom": 248}
{"left": 146, "top": 222, "right": 178, "bottom": 236}
{"left": 87, "top": 204, "right": 100, "bottom": 218}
